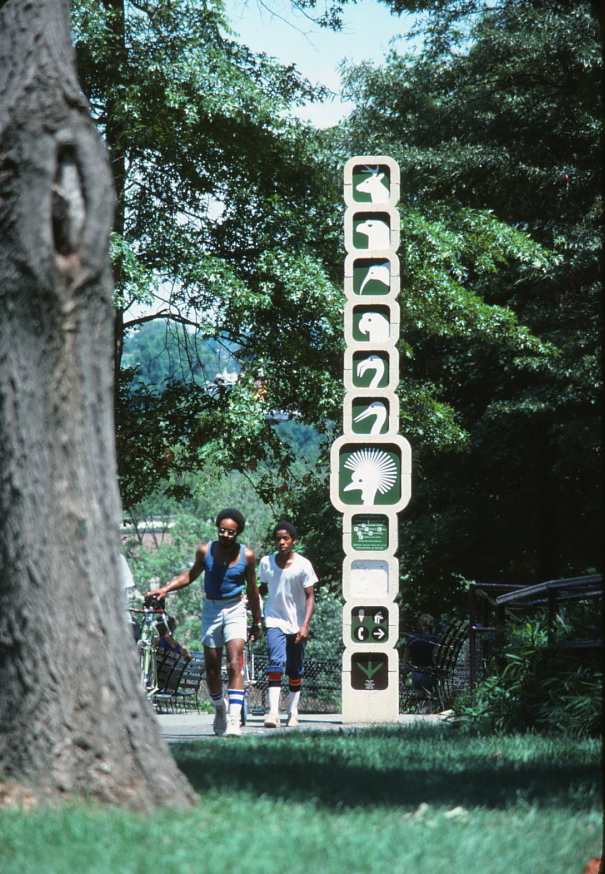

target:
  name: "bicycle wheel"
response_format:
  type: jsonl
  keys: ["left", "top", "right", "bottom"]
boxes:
{"left": 140, "top": 641, "right": 158, "bottom": 697}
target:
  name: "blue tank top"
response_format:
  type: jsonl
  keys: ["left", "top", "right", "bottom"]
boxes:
{"left": 204, "top": 542, "right": 247, "bottom": 599}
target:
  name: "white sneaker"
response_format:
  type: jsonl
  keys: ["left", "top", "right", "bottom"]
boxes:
{"left": 213, "top": 705, "right": 227, "bottom": 735}
{"left": 264, "top": 712, "right": 280, "bottom": 728}
{"left": 286, "top": 712, "right": 299, "bottom": 727}
{"left": 223, "top": 715, "right": 241, "bottom": 737}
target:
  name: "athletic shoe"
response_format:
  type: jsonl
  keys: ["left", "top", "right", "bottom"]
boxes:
{"left": 264, "top": 712, "right": 280, "bottom": 728}
{"left": 223, "top": 715, "right": 242, "bottom": 737}
{"left": 213, "top": 705, "right": 227, "bottom": 735}
{"left": 285, "top": 713, "right": 299, "bottom": 727}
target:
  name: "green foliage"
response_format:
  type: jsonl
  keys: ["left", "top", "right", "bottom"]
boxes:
{"left": 467, "top": 618, "right": 602, "bottom": 736}
{"left": 72, "top": 0, "right": 346, "bottom": 509}
{"left": 75, "top": 0, "right": 600, "bottom": 623}
{"left": 337, "top": 0, "right": 601, "bottom": 604}
{"left": 304, "top": 588, "right": 344, "bottom": 659}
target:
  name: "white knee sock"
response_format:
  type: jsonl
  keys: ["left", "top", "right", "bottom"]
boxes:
{"left": 268, "top": 684, "right": 281, "bottom": 714}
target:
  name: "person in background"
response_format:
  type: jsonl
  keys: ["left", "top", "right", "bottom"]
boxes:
{"left": 146, "top": 508, "right": 262, "bottom": 737}
{"left": 401, "top": 613, "right": 439, "bottom": 713}
{"left": 258, "top": 521, "right": 316, "bottom": 728}
{"left": 155, "top": 614, "right": 191, "bottom": 660}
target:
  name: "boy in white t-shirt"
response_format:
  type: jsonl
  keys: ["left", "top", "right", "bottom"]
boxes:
{"left": 258, "top": 521, "right": 317, "bottom": 728}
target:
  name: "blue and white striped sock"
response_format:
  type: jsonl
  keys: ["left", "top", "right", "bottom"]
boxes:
{"left": 228, "top": 688, "right": 245, "bottom": 720}
{"left": 210, "top": 689, "right": 225, "bottom": 710}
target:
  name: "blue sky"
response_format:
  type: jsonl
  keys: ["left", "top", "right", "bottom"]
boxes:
{"left": 224, "top": 0, "right": 418, "bottom": 126}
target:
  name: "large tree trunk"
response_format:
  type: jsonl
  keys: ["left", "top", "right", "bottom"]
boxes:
{"left": 0, "top": 0, "right": 196, "bottom": 809}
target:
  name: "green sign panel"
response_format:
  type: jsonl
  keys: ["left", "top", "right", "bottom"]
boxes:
{"left": 350, "top": 652, "right": 389, "bottom": 690}
{"left": 339, "top": 444, "right": 401, "bottom": 507}
{"left": 352, "top": 398, "right": 389, "bottom": 436}
{"left": 352, "top": 515, "right": 389, "bottom": 551}
{"left": 353, "top": 259, "right": 391, "bottom": 296}
{"left": 352, "top": 213, "right": 391, "bottom": 250}
{"left": 352, "top": 305, "right": 392, "bottom": 343}
{"left": 352, "top": 352, "right": 390, "bottom": 389}
{"left": 351, "top": 166, "right": 391, "bottom": 204}
{"left": 351, "top": 606, "right": 389, "bottom": 643}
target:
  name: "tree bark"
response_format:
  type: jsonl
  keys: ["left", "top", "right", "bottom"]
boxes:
{"left": 0, "top": 0, "right": 196, "bottom": 809}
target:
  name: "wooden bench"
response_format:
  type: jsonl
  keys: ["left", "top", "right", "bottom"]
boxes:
{"left": 399, "top": 619, "right": 470, "bottom": 713}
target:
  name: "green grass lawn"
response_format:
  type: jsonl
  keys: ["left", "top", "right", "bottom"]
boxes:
{"left": 1, "top": 724, "right": 601, "bottom": 874}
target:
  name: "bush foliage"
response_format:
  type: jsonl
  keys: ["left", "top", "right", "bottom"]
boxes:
{"left": 468, "top": 614, "right": 602, "bottom": 736}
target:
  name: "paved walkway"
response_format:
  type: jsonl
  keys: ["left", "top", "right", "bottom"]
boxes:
{"left": 157, "top": 711, "right": 450, "bottom": 742}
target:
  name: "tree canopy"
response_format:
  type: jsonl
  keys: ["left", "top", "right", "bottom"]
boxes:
{"left": 73, "top": 0, "right": 345, "bottom": 506}
{"left": 338, "top": 0, "right": 601, "bottom": 619}
{"left": 74, "top": 0, "right": 600, "bottom": 622}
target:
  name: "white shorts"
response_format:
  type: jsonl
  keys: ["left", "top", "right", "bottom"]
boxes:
{"left": 201, "top": 596, "right": 247, "bottom": 648}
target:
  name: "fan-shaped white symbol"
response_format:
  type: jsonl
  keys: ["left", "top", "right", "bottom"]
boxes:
{"left": 343, "top": 448, "right": 397, "bottom": 506}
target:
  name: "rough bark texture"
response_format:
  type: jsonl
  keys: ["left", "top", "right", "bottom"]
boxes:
{"left": 0, "top": 0, "right": 196, "bottom": 809}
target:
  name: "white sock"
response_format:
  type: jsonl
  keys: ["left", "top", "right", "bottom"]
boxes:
{"left": 268, "top": 684, "right": 281, "bottom": 714}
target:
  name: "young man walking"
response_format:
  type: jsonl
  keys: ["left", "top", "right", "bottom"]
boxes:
{"left": 258, "top": 521, "right": 316, "bottom": 728}
{"left": 146, "top": 508, "right": 262, "bottom": 737}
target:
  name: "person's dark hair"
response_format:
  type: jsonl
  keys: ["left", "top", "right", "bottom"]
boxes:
{"left": 216, "top": 508, "right": 246, "bottom": 533}
{"left": 417, "top": 613, "right": 434, "bottom": 633}
{"left": 273, "top": 520, "right": 297, "bottom": 540}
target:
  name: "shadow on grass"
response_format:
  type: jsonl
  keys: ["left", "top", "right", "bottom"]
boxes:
{"left": 172, "top": 723, "right": 601, "bottom": 812}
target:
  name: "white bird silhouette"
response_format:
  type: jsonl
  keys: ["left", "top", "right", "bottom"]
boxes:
{"left": 343, "top": 448, "right": 397, "bottom": 506}
{"left": 358, "top": 312, "right": 390, "bottom": 342}
{"left": 359, "top": 263, "right": 390, "bottom": 294}
{"left": 356, "top": 219, "right": 390, "bottom": 249}
{"left": 356, "top": 355, "right": 386, "bottom": 389}
{"left": 354, "top": 401, "right": 387, "bottom": 435}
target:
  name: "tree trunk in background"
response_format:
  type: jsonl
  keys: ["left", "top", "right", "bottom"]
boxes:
{"left": 0, "top": 0, "right": 195, "bottom": 809}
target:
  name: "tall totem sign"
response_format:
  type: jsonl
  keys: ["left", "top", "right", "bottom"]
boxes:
{"left": 331, "top": 155, "right": 411, "bottom": 723}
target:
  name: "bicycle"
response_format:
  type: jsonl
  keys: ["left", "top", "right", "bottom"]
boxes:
{"left": 129, "top": 594, "right": 168, "bottom": 699}
{"left": 240, "top": 625, "right": 264, "bottom": 724}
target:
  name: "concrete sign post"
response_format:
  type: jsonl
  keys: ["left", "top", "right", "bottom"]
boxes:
{"left": 331, "top": 156, "right": 411, "bottom": 723}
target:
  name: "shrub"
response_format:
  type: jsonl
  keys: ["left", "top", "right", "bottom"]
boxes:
{"left": 468, "top": 618, "right": 602, "bottom": 736}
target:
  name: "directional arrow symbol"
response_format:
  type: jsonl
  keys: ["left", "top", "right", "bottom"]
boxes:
{"left": 373, "top": 627, "right": 386, "bottom": 640}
